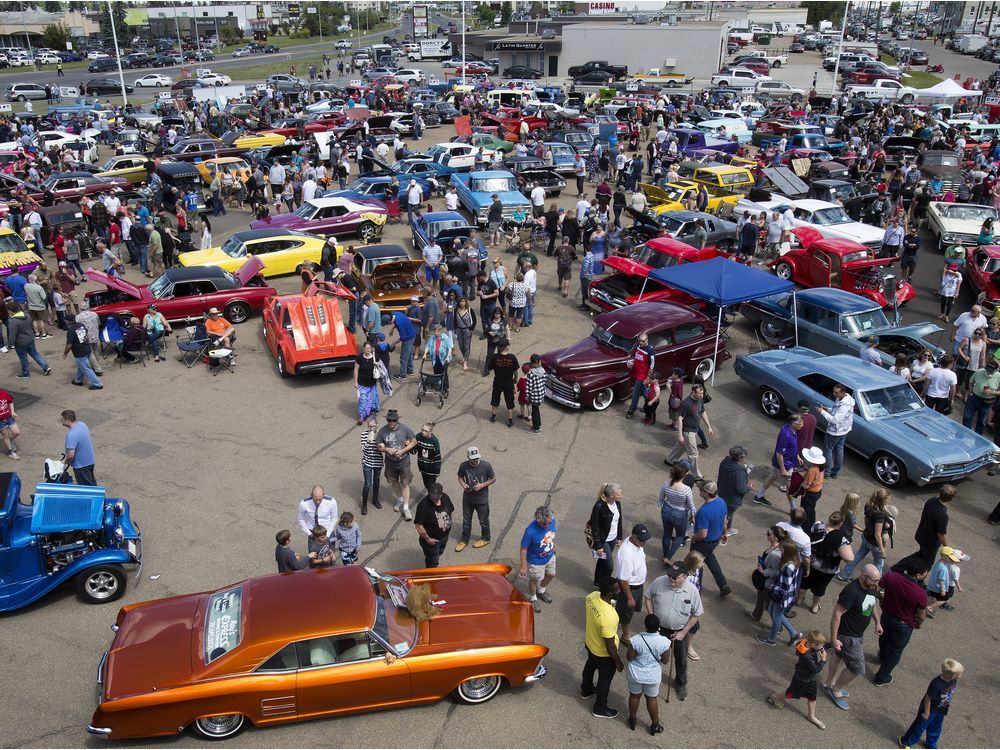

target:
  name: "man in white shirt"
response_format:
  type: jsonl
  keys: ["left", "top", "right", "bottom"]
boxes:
{"left": 530, "top": 182, "right": 546, "bottom": 218}
{"left": 781, "top": 206, "right": 795, "bottom": 230}
{"left": 296, "top": 485, "right": 338, "bottom": 539}
{"left": 576, "top": 196, "right": 591, "bottom": 220}
{"left": 630, "top": 190, "right": 647, "bottom": 213}
{"left": 951, "top": 304, "right": 988, "bottom": 354}
{"left": 302, "top": 176, "right": 318, "bottom": 203}
{"left": 406, "top": 180, "right": 422, "bottom": 223}
{"left": 614, "top": 524, "right": 650, "bottom": 639}
{"left": 445, "top": 186, "right": 459, "bottom": 211}
{"left": 375, "top": 141, "right": 390, "bottom": 161}
{"left": 818, "top": 383, "right": 855, "bottom": 479}
{"left": 926, "top": 355, "right": 958, "bottom": 413}
{"left": 422, "top": 238, "right": 443, "bottom": 294}
{"left": 777, "top": 507, "right": 812, "bottom": 574}
{"left": 268, "top": 162, "right": 286, "bottom": 196}
{"left": 522, "top": 260, "right": 537, "bottom": 326}
{"left": 104, "top": 193, "right": 121, "bottom": 217}
{"left": 514, "top": 141, "right": 528, "bottom": 157}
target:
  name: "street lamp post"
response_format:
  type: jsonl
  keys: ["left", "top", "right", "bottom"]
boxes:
{"left": 107, "top": 0, "right": 128, "bottom": 106}
{"left": 461, "top": 2, "right": 466, "bottom": 87}
{"left": 172, "top": 6, "right": 183, "bottom": 54}
{"left": 21, "top": 2, "right": 33, "bottom": 58}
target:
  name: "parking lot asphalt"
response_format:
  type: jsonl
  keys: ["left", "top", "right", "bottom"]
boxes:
{"left": 1, "top": 61, "right": 999, "bottom": 750}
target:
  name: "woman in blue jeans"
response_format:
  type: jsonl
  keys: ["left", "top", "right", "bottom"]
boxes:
{"left": 755, "top": 541, "right": 803, "bottom": 645}
{"left": 658, "top": 463, "right": 695, "bottom": 564}
{"left": 142, "top": 304, "right": 172, "bottom": 363}
{"left": 837, "top": 488, "right": 891, "bottom": 580}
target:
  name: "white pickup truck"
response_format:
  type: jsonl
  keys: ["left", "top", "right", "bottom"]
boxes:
{"left": 711, "top": 67, "right": 771, "bottom": 91}
{"left": 845, "top": 77, "right": 918, "bottom": 103}
{"left": 737, "top": 49, "right": 789, "bottom": 68}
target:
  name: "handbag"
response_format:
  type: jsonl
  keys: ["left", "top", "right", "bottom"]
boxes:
{"left": 751, "top": 569, "right": 766, "bottom": 590}
{"left": 769, "top": 585, "right": 784, "bottom": 603}
{"left": 584, "top": 519, "right": 595, "bottom": 547}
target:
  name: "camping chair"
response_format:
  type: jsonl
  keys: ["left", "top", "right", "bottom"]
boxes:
{"left": 116, "top": 324, "right": 147, "bottom": 368}
{"left": 99, "top": 316, "right": 124, "bottom": 358}
{"left": 176, "top": 322, "right": 212, "bottom": 368}
{"left": 385, "top": 198, "right": 402, "bottom": 224}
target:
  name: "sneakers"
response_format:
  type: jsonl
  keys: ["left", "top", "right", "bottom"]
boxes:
{"left": 507, "top": 418, "right": 513, "bottom": 428}
{"left": 754, "top": 634, "right": 776, "bottom": 646}
{"left": 15, "top": 374, "right": 28, "bottom": 379}
{"left": 751, "top": 496, "right": 772, "bottom": 507}
{"left": 42, "top": 368, "right": 51, "bottom": 376}
{"left": 0, "top": 346, "right": 7, "bottom": 353}
{"left": 530, "top": 598, "right": 541, "bottom": 613}
{"left": 455, "top": 541, "right": 467, "bottom": 552}
{"left": 472, "top": 539, "right": 491, "bottom": 548}
{"left": 872, "top": 675, "right": 893, "bottom": 687}
{"left": 89, "top": 385, "right": 103, "bottom": 390}
{"left": 591, "top": 707, "right": 619, "bottom": 719}
{"left": 489, "top": 414, "right": 497, "bottom": 423}
{"left": 580, "top": 688, "right": 595, "bottom": 700}
{"left": 402, "top": 506, "right": 412, "bottom": 522}
{"left": 529, "top": 428, "right": 541, "bottom": 434}
{"left": 625, "top": 410, "right": 634, "bottom": 419}
{"left": 7, "top": 450, "right": 18, "bottom": 460}
{"left": 393, "top": 501, "right": 402, "bottom": 513}
{"left": 728, "top": 528, "right": 739, "bottom": 535}
{"left": 720, "top": 585, "right": 732, "bottom": 598}
{"left": 538, "top": 590, "right": 553, "bottom": 603}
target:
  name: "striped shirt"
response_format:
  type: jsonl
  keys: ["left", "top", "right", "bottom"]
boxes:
{"left": 657, "top": 482, "right": 695, "bottom": 517}
{"left": 361, "top": 431, "right": 384, "bottom": 469}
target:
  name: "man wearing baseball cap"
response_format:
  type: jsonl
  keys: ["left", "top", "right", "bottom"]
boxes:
{"left": 455, "top": 446, "right": 495, "bottom": 551}
{"left": 644, "top": 560, "right": 703, "bottom": 702}
{"left": 614, "top": 524, "right": 650, "bottom": 640}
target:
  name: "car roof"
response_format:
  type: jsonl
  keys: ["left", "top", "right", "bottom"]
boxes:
{"left": 801, "top": 354, "right": 905, "bottom": 389}
{"left": 468, "top": 170, "right": 515, "bottom": 178}
{"left": 798, "top": 287, "right": 881, "bottom": 312}
{"left": 594, "top": 301, "right": 709, "bottom": 336}
{"left": 976, "top": 244, "right": 1000, "bottom": 258}
{"left": 423, "top": 211, "right": 467, "bottom": 223}
{"left": 356, "top": 243, "right": 409, "bottom": 260}
{"left": 808, "top": 236, "right": 869, "bottom": 255}
{"left": 156, "top": 161, "right": 201, "bottom": 176}
{"left": 245, "top": 566, "right": 375, "bottom": 646}
{"left": 47, "top": 171, "right": 95, "bottom": 179}
{"left": 231, "top": 228, "right": 310, "bottom": 242}
{"left": 785, "top": 198, "right": 839, "bottom": 210}
{"left": 163, "top": 266, "right": 231, "bottom": 282}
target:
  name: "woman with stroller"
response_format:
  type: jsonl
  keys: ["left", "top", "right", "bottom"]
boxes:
{"left": 353, "top": 340, "right": 381, "bottom": 426}
{"left": 421, "top": 323, "right": 452, "bottom": 393}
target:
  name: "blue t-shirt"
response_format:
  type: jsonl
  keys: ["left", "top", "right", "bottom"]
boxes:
{"left": 392, "top": 311, "right": 416, "bottom": 342}
{"left": 627, "top": 631, "right": 671, "bottom": 684}
{"left": 927, "top": 560, "right": 951, "bottom": 594}
{"left": 5, "top": 274, "right": 27, "bottom": 303}
{"left": 694, "top": 496, "right": 727, "bottom": 542}
{"left": 366, "top": 302, "right": 382, "bottom": 335}
{"left": 520, "top": 519, "right": 556, "bottom": 565}
{"left": 65, "top": 422, "right": 95, "bottom": 468}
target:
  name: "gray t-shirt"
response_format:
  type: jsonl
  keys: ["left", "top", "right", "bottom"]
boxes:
{"left": 678, "top": 396, "right": 704, "bottom": 433}
{"left": 457, "top": 459, "right": 494, "bottom": 504}
{"left": 376, "top": 423, "right": 416, "bottom": 469}
{"left": 644, "top": 575, "right": 704, "bottom": 631}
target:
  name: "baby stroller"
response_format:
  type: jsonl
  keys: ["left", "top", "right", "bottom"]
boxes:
{"left": 416, "top": 358, "right": 449, "bottom": 408}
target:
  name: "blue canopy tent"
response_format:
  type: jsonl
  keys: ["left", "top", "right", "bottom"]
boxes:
{"left": 648, "top": 258, "right": 796, "bottom": 384}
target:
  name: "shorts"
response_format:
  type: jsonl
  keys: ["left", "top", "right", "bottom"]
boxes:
{"left": 627, "top": 678, "right": 661, "bottom": 698}
{"left": 424, "top": 265, "right": 440, "bottom": 282}
{"left": 784, "top": 681, "right": 818, "bottom": 701}
{"left": 509, "top": 305, "right": 525, "bottom": 318}
{"left": 900, "top": 254, "right": 916, "bottom": 272}
{"left": 0, "top": 417, "right": 15, "bottom": 432}
{"left": 383, "top": 462, "right": 413, "bottom": 483}
{"left": 491, "top": 381, "right": 515, "bottom": 409}
{"left": 28, "top": 309, "right": 44, "bottom": 321}
{"left": 488, "top": 221, "right": 500, "bottom": 234}
{"left": 615, "top": 584, "right": 643, "bottom": 625}
{"left": 802, "top": 568, "right": 836, "bottom": 598}
{"left": 527, "top": 556, "right": 556, "bottom": 581}
{"left": 767, "top": 465, "right": 790, "bottom": 491}
{"left": 835, "top": 634, "right": 866, "bottom": 676}
{"left": 929, "top": 587, "right": 954, "bottom": 602}
{"left": 557, "top": 265, "right": 571, "bottom": 282}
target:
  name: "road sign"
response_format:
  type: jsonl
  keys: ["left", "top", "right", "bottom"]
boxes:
{"left": 256, "top": 5, "right": 265, "bottom": 20}
{"left": 413, "top": 5, "right": 428, "bottom": 37}
{"left": 288, "top": 3, "right": 300, "bottom": 18}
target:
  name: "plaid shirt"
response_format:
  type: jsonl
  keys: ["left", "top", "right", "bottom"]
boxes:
{"left": 580, "top": 252, "right": 596, "bottom": 280}
{"left": 772, "top": 563, "right": 801, "bottom": 611}
{"left": 526, "top": 366, "right": 546, "bottom": 405}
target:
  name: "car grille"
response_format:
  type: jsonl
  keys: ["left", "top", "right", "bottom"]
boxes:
{"left": 589, "top": 287, "right": 625, "bottom": 309}
{"left": 545, "top": 373, "right": 580, "bottom": 408}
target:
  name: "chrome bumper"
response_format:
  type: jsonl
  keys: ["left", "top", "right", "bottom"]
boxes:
{"left": 524, "top": 662, "right": 548, "bottom": 683}
{"left": 86, "top": 724, "right": 112, "bottom": 736}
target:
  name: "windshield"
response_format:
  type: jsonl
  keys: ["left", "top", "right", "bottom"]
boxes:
{"left": 564, "top": 133, "right": 592, "bottom": 145}
{"left": 427, "top": 145, "right": 448, "bottom": 158}
{"left": 925, "top": 154, "right": 960, "bottom": 168}
{"left": 369, "top": 574, "right": 417, "bottom": 656}
{"left": 811, "top": 207, "right": 851, "bottom": 226}
{"left": 658, "top": 215, "right": 687, "bottom": 235}
{"left": 148, "top": 275, "right": 172, "bottom": 299}
{"left": 938, "top": 205, "right": 997, "bottom": 222}
{"left": 591, "top": 323, "right": 634, "bottom": 351}
{"left": 856, "top": 383, "right": 924, "bottom": 419}
{"left": 294, "top": 202, "right": 318, "bottom": 220}
{"left": 829, "top": 184, "right": 855, "bottom": 202}
{"left": 661, "top": 185, "right": 688, "bottom": 202}
{"left": 220, "top": 235, "right": 247, "bottom": 258}
{"left": 842, "top": 308, "right": 890, "bottom": 334}
{"left": 842, "top": 250, "right": 872, "bottom": 264}
{"left": 0, "top": 233, "right": 30, "bottom": 254}
{"left": 635, "top": 245, "right": 682, "bottom": 270}
{"left": 472, "top": 177, "right": 516, "bottom": 193}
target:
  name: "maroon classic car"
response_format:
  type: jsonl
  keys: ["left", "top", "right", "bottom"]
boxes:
{"left": 39, "top": 171, "right": 130, "bottom": 201}
{"left": 85, "top": 257, "right": 274, "bottom": 324}
{"left": 541, "top": 302, "right": 728, "bottom": 411}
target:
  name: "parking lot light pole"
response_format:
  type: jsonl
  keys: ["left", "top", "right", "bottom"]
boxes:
{"left": 107, "top": 0, "right": 128, "bottom": 106}
{"left": 830, "top": 0, "right": 850, "bottom": 97}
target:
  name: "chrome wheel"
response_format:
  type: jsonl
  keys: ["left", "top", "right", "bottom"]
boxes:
{"left": 774, "top": 261, "right": 793, "bottom": 281}
{"left": 225, "top": 301, "right": 250, "bottom": 324}
{"left": 76, "top": 565, "right": 125, "bottom": 603}
{"left": 760, "top": 388, "right": 786, "bottom": 418}
{"left": 455, "top": 675, "right": 502, "bottom": 704}
{"left": 358, "top": 221, "right": 377, "bottom": 242}
{"left": 694, "top": 358, "right": 714, "bottom": 381}
{"left": 194, "top": 714, "right": 245, "bottom": 739}
{"left": 591, "top": 387, "right": 614, "bottom": 411}
{"left": 757, "top": 319, "right": 784, "bottom": 346}
{"left": 873, "top": 454, "right": 904, "bottom": 487}
{"left": 84, "top": 571, "right": 118, "bottom": 599}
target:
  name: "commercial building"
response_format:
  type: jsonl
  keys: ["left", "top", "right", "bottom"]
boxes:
{"left": 0, "top": 8, "right": 99, "bottom": 48}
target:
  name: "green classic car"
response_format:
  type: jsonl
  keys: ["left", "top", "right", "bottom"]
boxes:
{"left": 451, "top": 132, "right": 514, "bottom": 153}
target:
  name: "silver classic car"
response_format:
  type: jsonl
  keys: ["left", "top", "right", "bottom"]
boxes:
{"left": 734, "top": 348, "right": 999, "bottom": 486}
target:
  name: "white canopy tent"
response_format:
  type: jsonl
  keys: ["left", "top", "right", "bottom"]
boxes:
{"left": 914, "top": 78, "right": 980, "bottom": 99}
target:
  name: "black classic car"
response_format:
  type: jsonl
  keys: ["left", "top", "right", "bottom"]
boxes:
{"left": 503, "top": 156, "right": 567, "bottom": 197}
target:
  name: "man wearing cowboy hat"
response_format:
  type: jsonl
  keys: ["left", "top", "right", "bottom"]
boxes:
{"left": 204, "top": 307, "right": 234, "bottom": 348}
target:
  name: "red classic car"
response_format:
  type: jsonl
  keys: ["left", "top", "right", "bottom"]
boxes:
{"left": 263, "top": 281, "right": 359, "bottom": 377}
{"left": 541, "top": 301, "right": 728, "bottom": 410}
{"left": 85, "top": 257, "right": 274, "bottom": 324}
{"left": 775, "top": 227, "right": 916, "bottom": 308}
{"left": 481, "top": 108, "right": 549, "bottom": 142}
{"left": 88, "top": 564, "right": 547, "bottom": 740}
{"left": 39, "top": 171, "right": 130, "bottom": 201}
{"left": 964, "top": 244, "right": 1000, "bottom": 313}
{"left": 250, "top": 196, "right": 387, "bottom": 243}
{"left": 263, "top": 115, "right": 347, "bottom": 137}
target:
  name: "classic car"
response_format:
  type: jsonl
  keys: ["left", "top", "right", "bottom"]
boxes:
{"left": 35, "top": 131, "right": 99, "bottom": 161}
{"left": 641, "top": 182, "right": 740, "bottom": 216}
{"left": 0, "top": 474, "right": 141, "bottom": 612}
{"left": 167, "top": 137, "right": 244, "bottom": 162}
{"left": 352, "top": 244, "right": 424, "bottom": 313}
{"left": 0, "top": 228, "right": 41, "bottom": 276}
{"left": 503, "top": 155, "right": 567, "bottom": 196}
{"left": 734, "top": 348, "right": 999, "bottom": 486}
{"left": 228, "top": 131, "right": 286, "bottom": 150}
{"left": 450, "top": 132, "right": 515, "bottom": 154}
{"left": 740, "top": 287, "right": 947, "bottom": 364}
{"left": 425, "top": 142, "right": 497, "bottom": 171}
{"left": 917, "top": 150, "right": 962, "bottom": 195}
{"left": 451, "top": 171, "right": 532, "bottom": 225}
{"left": 772, "top": 227, "right": 916, "bottom": 308}
{"left": 88, "top": 564, "right": 547, "bottom": 740}
{"left": 927, "top": 202, "right": 999, "bottom": 252}
{"left": 179, "top": 229, "right": 331, "bottom": 278}
{"left": 963, "top": 244, "right": 1000, "bottom": 313}
{"left": 411, "top": 211, "right": 476, "bottom": 254}
{"left": 543, "top": 142, "right": 579, "bottom": 174}
{"left": 325, "top": 175, "right": 429, "bottom": 204}
{"left": 736, "top": 196, "right": 884, "bottom": 250}
{"left": 39, "top": 171, "right": 129, "bottom": 201}
{"left": 95, "top": 154, "right": 148, "bottom": 186}
{"left": 880, "top": 135, "right": 925, "bottom": 166}
{"left": 391, "top": 158, "right": 459, "bottom": 184}
{"left": 250, "top": 197, "right": 387, "bottom": 243}
{"left": 550, "top": 130, "right": 596, "bottom": 157}
{"left": 263, "top": 282, "right": 358, "bottom": 377}
{"left": 86, "top": 257, "right": 274, "bottom": 324}
{"left": 541, "top": 302, "right": 728, "bottom": 410}
{"left": 194, "top": 157, "right": 252, "bottom": 186}
{"left": 655, "top": 210, "right": 740, "bottom": 252}
{"left": 37, "top": 204, "right": 95, "bottom": 257}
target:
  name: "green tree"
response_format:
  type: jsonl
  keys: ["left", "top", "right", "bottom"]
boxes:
{"left": 43, "top": 0, "right": 62, "bottom": 11}
{"left": 477, "top": 3, "right": 495, "bottom": 27}
{"left": 499, "top": 4, "right": 512, "bottom": 24}
{"left": 100, "top": 1, "right": 128, "bottom": 48}
{"left": 801, "top": 1, "right": 845, "bottom": 28}
{"left": 40, "top": 21, "right": 70, "bottom": 49}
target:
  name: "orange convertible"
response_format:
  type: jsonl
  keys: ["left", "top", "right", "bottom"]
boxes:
{"left": 88, "top": 564, "right": 548, "bottom": 740}
{"left": 262, "top": 281, "right": 358, "bottom": 377}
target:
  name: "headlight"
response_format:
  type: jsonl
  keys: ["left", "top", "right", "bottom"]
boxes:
{"left": 114, "top": 526, "right": 124, "bottom": 542}
{"left": 943, "top": 233, "right": 956, "bottom": 243}
{"left": 114, "top": 500, "right": 124, "bottom": 516}
{"left": 573, "top": 383, "right": 581, "bottom": 393}
{"left": 897, "top": 279, "right": 905, "bottom": 289}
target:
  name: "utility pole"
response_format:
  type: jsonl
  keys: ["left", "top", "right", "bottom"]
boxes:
{"left": 830, "top": 0, "right": 850, "bottom": 97}
{"left": 107, "top": 0, "right": 128, "bottom": 106}
{"left": 21, "top": 1, "right": 33, "bottom": 57}
{"left": 172, "top": 6, "right": 182, "bottom": 54}
{"left": 461, "top": 2, "right": 466, "bottom": 87}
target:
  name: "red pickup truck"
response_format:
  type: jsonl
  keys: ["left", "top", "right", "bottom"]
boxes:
{"left": 481, "top": 107, "right": 549, "bottom": 142}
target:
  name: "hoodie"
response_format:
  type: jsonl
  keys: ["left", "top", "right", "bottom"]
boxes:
{"left": 6, "top": 311, "right": 34, "bottom": 348}
{"left": 717, "top": 456, "right": 751, "bottom": 509}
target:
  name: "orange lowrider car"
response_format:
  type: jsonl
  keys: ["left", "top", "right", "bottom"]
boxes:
{"left": 88, "top": 564, "right": 547, "bottom": 740}
{"left": 262, "top": 281, "right": 358, "bottom": 377}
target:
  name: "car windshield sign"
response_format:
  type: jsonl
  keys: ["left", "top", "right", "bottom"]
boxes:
{"left": 857, "top": 384, "right": 923, "bottom": 419}
{"left": 205, "top": 586, "right": 242, "bottom": 664}
{"left": 812, "top": 207, "right": 850, "bottom": 226}
{"left": 591, "top": 323, "right": 633, "bottom": 351}
{"left": 472, "top": 176, "right": 516, "bottom": 193}
{"left": 842, "top": 308, "right": 889, "bottom": 334}
{"left": 220, "top": 235, "right": 246, "bottom": 258}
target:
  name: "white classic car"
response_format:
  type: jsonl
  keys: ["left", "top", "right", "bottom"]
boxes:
{"left": 927, "top": 202, "right": 999, "bottom": 252}
{"left": 736, "top": 197, "right": 885, "bottom": 249}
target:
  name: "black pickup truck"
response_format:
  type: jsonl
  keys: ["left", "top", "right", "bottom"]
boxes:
{"left": 567, "top": 60, "right": 628, "bottom": 80}
{"left": 504, "top": 156, "right": 567, "bottom": 197}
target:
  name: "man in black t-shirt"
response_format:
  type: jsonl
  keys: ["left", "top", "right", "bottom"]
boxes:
{"left": 488, "top": 339, "right": 519, "bottom": 427}
{"left": 456, "top": 447, "right": 496, "bottom": 551}
{"left": 914, "top": 485, "right": 954, "bottom": 565}
{"left": 414, "top": 482, "right": 454, "bottom": 568}
{"left": 823, "top": 563, "right": 882, "bottom": 711}
{"left": 64, "top": 320, "right": 103, "bottom": 390}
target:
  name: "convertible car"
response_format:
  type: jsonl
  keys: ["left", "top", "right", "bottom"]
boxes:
{"left": 251, "top": 197, "right": 387, "bottom": 243}
{"left": 735, "top": 348, "right": 999, "bottom": 486}
{"left": 262, "top": 282, "right": 358, "bottom": 377}
{"left": 741, "top": 287, "right": 947, "bottom": 366}
{"left": 178, "top": 229, "right": 330, "bottom": 278}
{"left": 88, "top": 564, "right": 547, "bottom": 740}
{"left": 85, "top": 257, "right": 274, "bottom": 324}
{"left": 927, "top": 201, "right": 998, "bottom": 252}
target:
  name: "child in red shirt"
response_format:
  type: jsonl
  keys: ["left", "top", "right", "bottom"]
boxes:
{"left": 516, "top": 363, "right": 530, "bottom": 421}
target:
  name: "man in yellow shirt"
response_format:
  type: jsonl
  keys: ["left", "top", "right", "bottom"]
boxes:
{"left": 581, "top": 577, "right": 624, "bottom": 719}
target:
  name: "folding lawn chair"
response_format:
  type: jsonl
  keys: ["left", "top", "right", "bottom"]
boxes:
{"left": 386, "top": 198, "right": 402, "bottom": 224}
{"left": 176, "top": 322, "right": 212, "bottom": 368}
{"left": 99, "top": 316, "right": 124, "bottom": 358}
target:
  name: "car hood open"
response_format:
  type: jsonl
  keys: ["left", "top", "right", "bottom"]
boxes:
{"left": 236, "top": 256, "right": 265, "bottom": 285}
{"left": 371, "top": 259, "right": 423, "bottom": 284}
{"left": 84, "top": 269, "right": 142, "bottom": 298}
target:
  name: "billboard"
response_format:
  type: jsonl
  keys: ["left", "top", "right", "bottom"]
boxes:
{"left": 413, "top": 5, "right": 428, "bottom": 37}
{"left": 588, "top": 1, "right": 618, "bottom": 13}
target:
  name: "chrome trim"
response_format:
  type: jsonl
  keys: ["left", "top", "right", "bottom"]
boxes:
{"left": 97, "top": 651, "right": 108, "bottom": 686}
{"left": 545, "top": 387, "right": 581, "bottom": 408}
{"left": 524, "top": 663, "right": 548, "bottom": 682}
{"left": 86, "top": 724, "right": 112, "bottom": 736}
